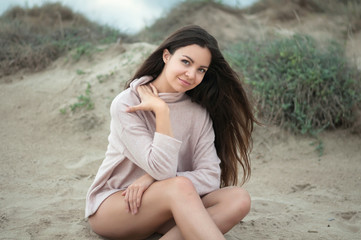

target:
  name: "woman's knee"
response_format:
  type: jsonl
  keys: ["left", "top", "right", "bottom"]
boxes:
{"left": 238, "top": 188, "right": 251, "bottom": 213}
{"left": 162, "top": 176, "right": 197, "bottom": 200}
{"left": 172, "top": 176, "right": 195, "bottom": 192}
{"left": 228, "top": 187, "right": 251, "bottom": 222}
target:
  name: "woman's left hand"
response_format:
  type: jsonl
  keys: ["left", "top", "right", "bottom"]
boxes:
{"left": 122, "top": 173, "right": 156, "bottom": 215}
{"left": 126, "top": 83, "right": 167, "bottom": 114}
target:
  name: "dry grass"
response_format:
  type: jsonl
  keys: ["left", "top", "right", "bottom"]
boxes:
{"left": 131, "top": 0, "right": 361, "bottom": 44}
{"left": 0, "top": 2, "right": 125, "bottom": 77}
{"left": 242, "top": 0, "right": 361, "bottom": 33}
{"left": 129, "top": 1, "right": 243, "bottom": 44}
{"left": 243, "top": 0, "right": 323, "bottom": 15}
{"left": 2, "top": 0, "right": 360, "bottom": 77}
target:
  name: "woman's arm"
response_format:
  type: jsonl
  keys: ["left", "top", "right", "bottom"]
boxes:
{"left": 127, "top": 84, "right": 173, "bottom": 137}
{"left": 111, "top": 84, "right": 182, "bottom": 180}
{"left": 120, "top": 84, "right": 178, "bottom": 215}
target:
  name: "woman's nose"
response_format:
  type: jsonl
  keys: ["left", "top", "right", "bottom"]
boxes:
{"left": 185, "top": 68, "right": 196, "bottom": 79}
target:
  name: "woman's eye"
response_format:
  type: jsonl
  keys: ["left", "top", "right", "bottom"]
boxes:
{"left": 181, "top": 60, "right": 190, "bottom": 65}
{"left": 198, "top": 68, "right": 206, "bottom": 73}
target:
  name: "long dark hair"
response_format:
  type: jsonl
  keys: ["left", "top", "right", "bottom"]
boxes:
{"left": 126, "top": 25, "right": 256, "bottom": 187}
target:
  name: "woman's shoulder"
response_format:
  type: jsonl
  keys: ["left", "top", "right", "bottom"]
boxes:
{"left": 111, "top": 75, "right": 153, "bottom": 107}
{"left": 113, "top": 88, "right": 139, "bottom": 104}
{"left": 110, "top": 88, "right": 140, "bottom": 113}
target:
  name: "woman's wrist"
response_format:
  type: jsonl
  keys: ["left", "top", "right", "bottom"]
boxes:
{"left": 153, "top": 102, "right": 169, "bottom": 116}
{"left": 154, "top": 103, "right": 173, "bottom": 137}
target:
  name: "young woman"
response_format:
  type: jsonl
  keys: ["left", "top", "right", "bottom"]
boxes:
{"left": 86, "top": 25, "right": 257, "bottom": 240}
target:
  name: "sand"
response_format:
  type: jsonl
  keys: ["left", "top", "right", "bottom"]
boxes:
{"left": 1, "top": 3, "right": 361, "bottom": 239}
{"left": 1, "top": 40, "right": 360, "bottom": 240}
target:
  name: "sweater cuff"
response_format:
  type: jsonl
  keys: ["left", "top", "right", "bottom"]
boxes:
{"left": 153, "top": 132, "right": 182, "bottom": 150}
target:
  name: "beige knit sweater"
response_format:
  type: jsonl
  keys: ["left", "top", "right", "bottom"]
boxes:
{"left": 85, "top": 76, "right": 221, "bottom": 218}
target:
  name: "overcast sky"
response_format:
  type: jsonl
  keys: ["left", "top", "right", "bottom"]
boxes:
{"left": 0, "top": 0, "right": 258, "bottom": 33}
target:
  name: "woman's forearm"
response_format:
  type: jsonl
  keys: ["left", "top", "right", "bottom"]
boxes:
{"left": 154, "top": 104, "right": 173, "bottom": 138}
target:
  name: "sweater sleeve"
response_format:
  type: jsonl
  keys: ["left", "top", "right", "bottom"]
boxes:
{"left": 176, "top": 113, "right": 221, "bottom": 196}
{"left": 110, "top": 93, "right": 182, "bottom": 180}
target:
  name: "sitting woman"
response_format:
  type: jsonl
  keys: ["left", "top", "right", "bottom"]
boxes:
{"left": 85, "top": 25, "right": 257, "bottom": 240}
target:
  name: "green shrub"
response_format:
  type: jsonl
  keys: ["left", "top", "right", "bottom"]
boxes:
{"left": 69, "top": 83, "right": 94, "bottom": 112}
{"left": 225, "top": 34, "right": 361, "bottom": 135}
{"left": 71, "top": 43, "right": 97, "bottom": 61}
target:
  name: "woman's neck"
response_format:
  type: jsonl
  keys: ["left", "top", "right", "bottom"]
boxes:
{"left": 152, "top": 73, "right": 176, "bottom": 93}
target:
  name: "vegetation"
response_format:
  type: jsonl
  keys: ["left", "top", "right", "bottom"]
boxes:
{"left": 0, "top": 2, "right": 125, "bottom": 76}
{"left": 97, "top": 71, "right": 115, "bottom": 83}
{"left": 226, "top": 34, "right": 361, "bottom": 136}
{"left": 2, "top": 0, "right": 360, "bottom": 140}
{"left": 60, "top": 82, "right": 94, "bottom": 114}
{"left": 243, "top": 0, "right": 361, "bottom": 34}
{"left": 130, "top": 0, "right": 240, "bottom": 44}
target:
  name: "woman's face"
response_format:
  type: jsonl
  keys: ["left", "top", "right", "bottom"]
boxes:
{"left": 157, "top": 44, "right": 211, "bottom": 93}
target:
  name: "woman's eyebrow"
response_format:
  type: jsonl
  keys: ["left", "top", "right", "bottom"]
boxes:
{"left": 182, "top": 55, "right": 209, "bottom": 69}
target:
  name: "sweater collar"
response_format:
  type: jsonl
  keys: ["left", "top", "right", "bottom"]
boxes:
{"left": 130, "top": 76, "right": 186, "bottom": 103}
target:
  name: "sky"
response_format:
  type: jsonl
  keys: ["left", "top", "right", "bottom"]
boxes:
{"left": 0, "top": 0, "right": 259, "bottom": 33}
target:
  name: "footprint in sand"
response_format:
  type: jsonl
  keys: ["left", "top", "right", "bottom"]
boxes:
{"left": 64, "top": 152, "right": 104, "bottom": 178}
{"left": 332, "top": 211, "right": 361, "bottom": 233}
{"left": 0, "top": 212, "right": 9, "bottom": 226}
{"left": 251, "top": 198, "right": 289, "bottom": 214}
{"left": 290, "top": 183, "right": 315, "bottom": 193}
{"left": 65, "top": 153, "right": 103, "bottom": 170}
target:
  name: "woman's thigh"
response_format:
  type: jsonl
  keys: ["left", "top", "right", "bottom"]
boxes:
{"left": 89, "top": 179, "right": 181, "bottom": 240}
{"left": 201, "top": 186, "right": 251, "bottom": 232}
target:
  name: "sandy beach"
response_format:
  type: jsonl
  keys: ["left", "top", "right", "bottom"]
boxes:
{"left": 1, "top": 1, "right": 361, "bottom": 239}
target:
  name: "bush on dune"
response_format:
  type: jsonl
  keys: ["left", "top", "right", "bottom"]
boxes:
{"left": 244, "top": 0, "right": 361, "bottom": 34}
{"left": 0, "top": 3, "right": 124, "bottom": 76}
{"left": 2, "top": 0, "right": 360, "bottom": 139}
{"left": 226, "top": 34, "right": 361, "bottom": 135}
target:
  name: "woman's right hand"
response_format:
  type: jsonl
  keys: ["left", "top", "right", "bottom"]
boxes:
{"left": 126, "top": 83, "right": 167, "bottom": 114}
{"left": 121, "top": 173, "right": 156, "bottom": 215}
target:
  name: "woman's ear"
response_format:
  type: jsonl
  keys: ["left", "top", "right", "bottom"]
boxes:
{"left": 163, "top": 49, "right": 171, "bottom": 63}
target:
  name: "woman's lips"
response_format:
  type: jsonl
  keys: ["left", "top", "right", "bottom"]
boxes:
{"left": 178, "top": 78, "right": 191, "bottom": 86}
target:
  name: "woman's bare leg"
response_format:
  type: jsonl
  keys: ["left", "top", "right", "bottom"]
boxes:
{"left": 158, "top": 187, "right": 251, "bottom": 240}
{"left": 88, "top": 176, "right": 225, "bottom": 240}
